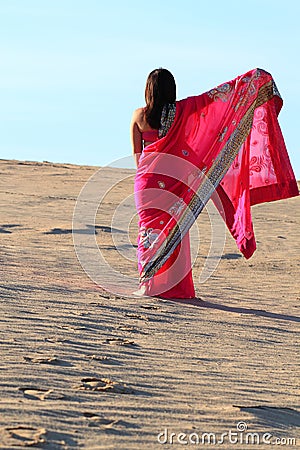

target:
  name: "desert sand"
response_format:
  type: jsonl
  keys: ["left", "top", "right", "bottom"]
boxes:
{"left": 0, "top": 158, "right": 299, "bottom": 449}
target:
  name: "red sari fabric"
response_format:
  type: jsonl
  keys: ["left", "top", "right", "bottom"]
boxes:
{"left": 134, "top": 68, "right": 299, "bottom": 298}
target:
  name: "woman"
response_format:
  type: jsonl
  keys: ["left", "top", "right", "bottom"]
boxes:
{"left": 131, "top": 68, "right": 299, "bottom": 299}
{"left": 131, "top": 69, "right": 196, "bottom": 298}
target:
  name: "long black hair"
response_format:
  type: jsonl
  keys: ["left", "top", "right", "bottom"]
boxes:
{"left": 144, "top": 68, "right": 176, "bottom": 129}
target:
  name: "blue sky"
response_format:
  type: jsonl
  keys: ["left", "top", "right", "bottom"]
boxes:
{"left": 0, "top": 0, "right": 299, "bottom": 177}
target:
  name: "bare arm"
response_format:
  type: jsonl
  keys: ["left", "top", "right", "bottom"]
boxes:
{"left": 130, "top": 109, "right": 143, "bottom": 168}
{"left": 133, "top": 151, "right": 142, "bottom": 167}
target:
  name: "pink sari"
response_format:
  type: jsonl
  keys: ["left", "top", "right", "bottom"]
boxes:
{"left": 134, "top": 68, "right": 299, "bottom": 298}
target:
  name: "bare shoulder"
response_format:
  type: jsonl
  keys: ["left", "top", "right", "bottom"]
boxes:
{"left": 131, "top": 107, "right": 145, "bottom": 124}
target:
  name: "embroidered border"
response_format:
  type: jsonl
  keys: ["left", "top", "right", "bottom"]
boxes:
{"left": 159, "top": 103, "right": 176, "bottom": 138}
{"left": 140, "top": 79, "right": 275, "bottom": 282}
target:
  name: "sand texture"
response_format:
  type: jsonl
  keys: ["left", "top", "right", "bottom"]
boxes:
{"left": 0, "top": 159, "right": 299, "bottom": 449}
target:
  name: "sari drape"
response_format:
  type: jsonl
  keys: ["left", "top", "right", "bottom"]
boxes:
{"left": 134, "top": 68, "right": 299, "bottom": 298}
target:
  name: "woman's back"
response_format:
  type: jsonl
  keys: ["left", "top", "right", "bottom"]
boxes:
{"left": 130, "top": 69, "right": 177, "bottom": 167}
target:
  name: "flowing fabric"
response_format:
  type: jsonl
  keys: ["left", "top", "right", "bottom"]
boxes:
{"left": 134, "top": 68, "right": 299, "bottom": 298}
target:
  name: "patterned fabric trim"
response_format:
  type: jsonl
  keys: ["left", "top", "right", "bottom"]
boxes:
{"left": 159, "top": 103, "right": 176, "bottom": 138}
{"left": 140, "top": 80, "right": 275, "bottom": 282}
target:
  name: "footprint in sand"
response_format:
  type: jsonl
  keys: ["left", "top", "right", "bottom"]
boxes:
{"left": 75, "top": 377, "right": 134, "bottom": 394}
{"left": 24, "top": 355, "right": 58, "bottom": 364}
{"left": 104, "top": 338, "right": 137, "bottom": 347}
{"left": 125, "top": 312, "right": 148, "bottom": 321}
{"left": 117, "top": 325, "right": 138, "bottom": 332}
{"left": 83, "top": 412, "right": 120, "bottom": 428}
{"left": 44, "top": 336, "right": 66, "bottom": 344}
{"left": 23, "top": 355, "right": 72, "bottom": 366}
{"left": 140, "top": 305, "right": 161, "bottom": 310}
{"left": 19, "top": 387, "right": 65, "bottom": 401}
{"left": 0, "top": 425, "right": 46, "bottom": 447}
{"left": 117, "top": 325, "right": 149, "bottom": 336}
{"left": 87, "top": 355, "right": 121, "bottom": 365}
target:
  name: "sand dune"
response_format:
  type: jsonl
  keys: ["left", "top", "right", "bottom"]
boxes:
{"left": 0, "top": 159, "right": 299, "bottom": 449}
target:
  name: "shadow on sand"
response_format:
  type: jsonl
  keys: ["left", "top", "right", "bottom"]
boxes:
{"left": 233, "top": 405, "right": 300, "bottom": 429}
{"left": 162, "top": 298, "right": 300, "bottom": 323}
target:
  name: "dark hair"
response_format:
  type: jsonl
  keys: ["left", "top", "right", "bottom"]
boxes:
{"left": 144, "top": 68, "right": 176, "bottom": 129}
